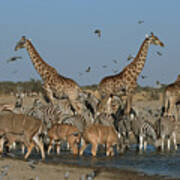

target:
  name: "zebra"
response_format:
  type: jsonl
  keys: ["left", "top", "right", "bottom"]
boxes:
{"left": 138, "top": 120, "right": 158, "bottom": 152}
{"left": 26, "top": 98, "right": 76, "bottom": 151}
{"left": 15, "top": 92, "right": 24, "bottom": 109}
{"left": 62, "top": 108, "right": 95, "bottom": 132}
{"left": 156, "top": 116, "right": 178, "bottom": 152}
{"left": 27, "top": 98, "right": 75, "bottom": 128}
{"left": 61, "top": 115, "right": 86, "bottom": 133}
{"left": 115, "top": 108, "right": 159, "bottom": 152}
{"left": 114, "top": 106, "right": 137, "bottom": 138}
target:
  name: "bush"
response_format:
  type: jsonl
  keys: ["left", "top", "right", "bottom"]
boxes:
{"left": 0, "top": 79, "right": 43, "bottom": 95}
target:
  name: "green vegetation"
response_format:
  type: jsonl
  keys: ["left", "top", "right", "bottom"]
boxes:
{"left": 0, "top": 79, "right": 43, "bottom": 95}
{"left": 0, "top": 79, "right": 167, "bottom": 101}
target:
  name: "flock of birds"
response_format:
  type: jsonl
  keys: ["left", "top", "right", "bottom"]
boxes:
{"left": 0, "top": 20, "right": 174, "bottom": 180}
{"left": 5, "top": 20, "right": 163, "bottom": 83}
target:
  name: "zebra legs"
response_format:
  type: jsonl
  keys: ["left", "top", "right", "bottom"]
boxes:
{"left": 139, "top": 134, "right": 148, "bottom": 152}
{"left": 160, "top": 133, "right": 178, "bottom": 152}
{"left": 172, "top": 132, "right": 178, "bottom": 150}
{"left": 139, "top": 135, "right": 143, "bottom": 152}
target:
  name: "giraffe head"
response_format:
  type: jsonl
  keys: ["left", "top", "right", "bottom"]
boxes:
{"left": 175, "top": 74, "right": 180, "bottom": 82}
{"left": 147, "top": 32, "right": 164, "bottom": 47}
{"left": 14, "top": 36, "right": 27, "bottom": 51}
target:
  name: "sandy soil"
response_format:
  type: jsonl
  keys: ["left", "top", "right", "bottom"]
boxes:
{"left": 0, "top": 157, "right": 177, "bottom": 180}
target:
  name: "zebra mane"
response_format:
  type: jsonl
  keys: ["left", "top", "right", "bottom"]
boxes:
{"left": 141, "top": 121, "right": 157, "bottom": 140}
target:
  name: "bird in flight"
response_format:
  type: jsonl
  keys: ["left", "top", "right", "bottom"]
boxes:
{"left": 85, "top": 66, "right": 91, "bottom": 72}
{"left": 112, "top": 59, "right": 118, "bottom": 64}
{"left": 6, "top": 56, "right": 22, "bottom": 63}
{"left": 141, "top": 75, "right": 147, "bottom": 79}
{"left": 127, "top": 54, "right": 135, "bottom": 61}
{"left": 12, "top": 70, "right": 18, "bottom": 74}
{"left": 138, "top": 20, "right": 144, "bottom": 24}
{"left": 94, "top": 29, "right": 101, "bottom": 39}
{"left": 78, "top": 72, "right": 83, "bottom": 76}
{"left": 156, "top": 51, "right": 163, "bottom": 56}
{"left": 156, "top": 80, "right": 160, "bottom": 85}
{"left": 102, "top": 65, "right": 107, "bottom": 68}
{"left": 112, "top": 69, "right": 118, "bottom": 73}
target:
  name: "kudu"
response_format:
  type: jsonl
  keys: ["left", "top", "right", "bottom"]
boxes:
{"left": 79, "top": 124, "right": 121, "bottom": 156}
{"left": 47, "top": 124, "right": 81, "bottom": 155}
{"left": 0, "top": 111, "right": 45, "bottom": 160}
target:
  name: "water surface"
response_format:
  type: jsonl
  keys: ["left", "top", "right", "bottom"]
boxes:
{"left": 7, "top": 144, "right": 180, "bottom": 179}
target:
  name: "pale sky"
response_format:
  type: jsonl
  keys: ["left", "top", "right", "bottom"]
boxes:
{"left": 0, "top": 0, "right": 180, "bottom": 87}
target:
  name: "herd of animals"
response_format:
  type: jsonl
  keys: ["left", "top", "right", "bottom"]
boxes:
{"left": 0, "top": 32, "right": 180, "bottom": 160}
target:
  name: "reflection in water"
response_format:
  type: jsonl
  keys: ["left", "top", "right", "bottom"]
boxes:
{"left": 7, "top": 144, "right": 180, "bottom": 179}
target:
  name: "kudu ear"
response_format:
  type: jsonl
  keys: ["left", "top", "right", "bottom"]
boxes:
{"left": 145, "top": 33, "right": 149, "bottom": 38}
{"left": 21, "top": 36, "right": 26, "bottom": 41}
{"left": 150, "top": 32, "right": 154, "bottom": 36}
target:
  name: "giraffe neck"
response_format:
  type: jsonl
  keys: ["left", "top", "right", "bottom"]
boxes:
{"left": 26, "top": 40, "right": 57, "bottom": 81}
{"left": 131, "top": 38, "right": 150, "bottom": 78}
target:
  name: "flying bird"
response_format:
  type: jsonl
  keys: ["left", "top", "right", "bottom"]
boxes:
{"left": 112, "top": 69, "right": 118, "bottom": 73}
{"left": 85, "top": 66, "right": 91, "bottom": 72}
{"left": 78, "top": 72, "right": 83, "bottom": 76}
{"left": 138, "top": 20, "right": 144, "bottom": 24}
{"left": 6, "top": 56, "right": 22, "bottom": 63}
{"left": 94, "top": 29, "right": 101, "bottom": 39}
{"left": 112, "top": 59, "right": 118, "bottom": 64}
{"left": 12, "top": 70, "right": 18, "bottom": 74}
{"left": 156, "top": 51, "right": 163, "bottom": 56}
{"left": 141, "top": 75, "right": 147, "bottom": 79}
{"left": 156, "top": 80, "right": 160, "bottom": 85}
{"left": 102, "top": 65, "right": 107, "bottom": 68}
{"left": 156, "top": 80, "right": 163, "bottom": 88}
{"left": 127, "top": 54, "right": 135, "bottom": 61}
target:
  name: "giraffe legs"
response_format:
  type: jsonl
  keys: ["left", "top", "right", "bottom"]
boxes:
{"left": 164, "top": 96, "right": 169, "bottom": 116}
{"left": 43, "top": 83, "right": 55, "bottom": 104}
{"left": 163, "top": 95, "right": 178, "bottom": 120}
{"left": 167, "top": 97, "right": 175, "bottom": 116}
{"left": 124, "top": 94, "right": 133, "bottom": 115}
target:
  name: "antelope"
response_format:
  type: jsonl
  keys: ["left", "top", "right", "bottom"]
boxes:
{"left": 0, "top": 104, "right": 14, "bottom": 112}
{"left": 1, "top": 132, "right": 27, "bottom": 154}
{"left": 0, "top": 92, "right": 25, "bottom": 114}
{"left": 0, "top": 111, "right": 45, "bottom": 160}
{"left": 79, "top": 124, "right": 121, "bottom": 156}
{"left": 47, "top": 124, "right": 81, "bottom": 155}
{"left": 94, "top": 113, "right": 115, "bottom": 126}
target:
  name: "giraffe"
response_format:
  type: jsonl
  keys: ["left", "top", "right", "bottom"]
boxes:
{"left": 14, "top": 36, "right": 83, "bottom": 112}
{"left": 98, "top": 32, "right": 164, "bottom": 115}
{"left": 163, "top": 74, "right": 180, "bottom": 120}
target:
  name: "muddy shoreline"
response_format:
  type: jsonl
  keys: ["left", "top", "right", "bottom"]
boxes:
{"left": 0, "top": 156, "right": 179, "bottom": 180}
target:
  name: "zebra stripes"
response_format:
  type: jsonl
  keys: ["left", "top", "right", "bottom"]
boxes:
{"left": 27, "top": 98, "right": 75, "bottom": 128}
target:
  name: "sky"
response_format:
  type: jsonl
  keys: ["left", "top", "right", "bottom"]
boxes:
{"left": 0, "top": 0, "right": 180, "bottom": 87}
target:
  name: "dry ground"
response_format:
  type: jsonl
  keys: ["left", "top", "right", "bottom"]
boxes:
{"left": 0, "top": 158, "right": 178, "bottom": 180}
